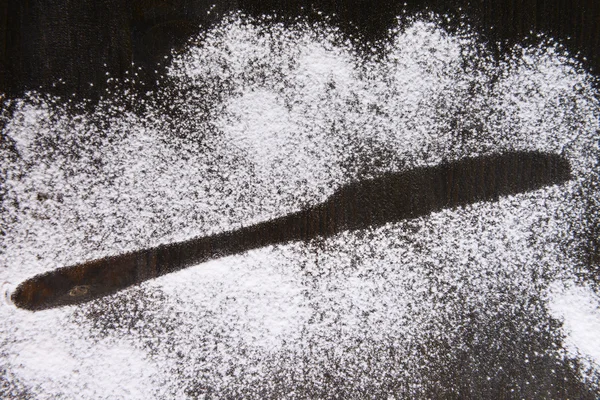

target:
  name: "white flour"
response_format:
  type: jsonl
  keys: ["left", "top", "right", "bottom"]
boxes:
{"left": 1, "top": 13, "right": 599, "bottom": 399}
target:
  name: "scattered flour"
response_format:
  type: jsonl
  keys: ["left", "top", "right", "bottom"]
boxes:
{"left": 548, "top": 282, "right": 600, "bottom": 371}
{"left": 1, "top": 13, "right": 599, "bottom": 399}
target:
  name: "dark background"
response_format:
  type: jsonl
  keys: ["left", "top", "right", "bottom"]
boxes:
{"left": 0, "top": 0, "right": 598, "bottom": 100}
{"left": 1, "top": 2, "right": 599, "bottom": 398}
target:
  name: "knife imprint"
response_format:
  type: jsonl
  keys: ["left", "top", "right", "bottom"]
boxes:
{"left": 11, "top": 151, "right": 571, "bottom": 311}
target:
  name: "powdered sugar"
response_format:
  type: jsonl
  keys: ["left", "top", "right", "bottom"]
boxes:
{"left": 1, "top": 13, "right": 599, "bottom": 398}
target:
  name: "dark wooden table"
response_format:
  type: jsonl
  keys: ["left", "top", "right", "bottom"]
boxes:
{"left": 0, "top": 0, "right": 598, "bottom": 99}
{"left": 1, "top": 1, "right": 599, "bottom": 398}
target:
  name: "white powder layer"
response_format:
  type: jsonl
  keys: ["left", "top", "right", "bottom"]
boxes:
{"left": 1, "top": 14, "right": 600, "bottom": 399}
{"left": 548, "top": 282, "right": 600, "bottom": 371}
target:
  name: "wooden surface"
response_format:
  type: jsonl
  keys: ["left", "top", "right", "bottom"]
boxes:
{"left": 0, "top": 0, "right": 598, "bottom": 99}
{"left": 0, "top": 2, "right": 598, "bottom": 398}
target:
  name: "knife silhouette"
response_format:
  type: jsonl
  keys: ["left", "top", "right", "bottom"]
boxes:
{"left": 11, "top": 151, "right": 571, "bottom": 311}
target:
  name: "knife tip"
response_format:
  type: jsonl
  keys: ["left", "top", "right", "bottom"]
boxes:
{"left": 2, "top": 281, "right": 16, "bottom": 308}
